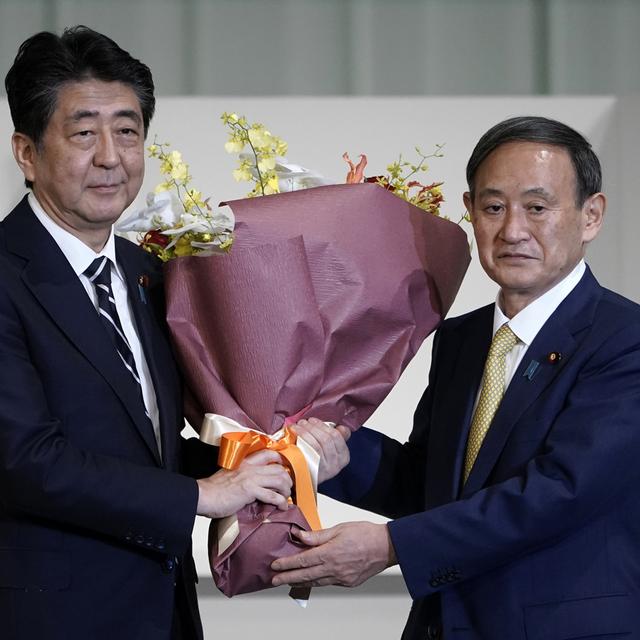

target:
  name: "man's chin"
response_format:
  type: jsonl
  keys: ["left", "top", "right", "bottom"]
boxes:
{"left": 83, "top": 207, "right": 129, "bottom": 229}
{"left": 85, "top": 195, "right": 134, "bottom": 224}
{"left": 491, "top": 270, "right": 542, "bottom": 297}
{"left": 488, "top": 261, "right": 537, "bottom": 280}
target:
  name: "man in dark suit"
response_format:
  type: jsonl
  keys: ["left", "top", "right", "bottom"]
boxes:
{"left": 273, "top": 116, "right": 640, "bottom": 639}
{"left": 0, "top": 27, "right": 292, "bottom": 640}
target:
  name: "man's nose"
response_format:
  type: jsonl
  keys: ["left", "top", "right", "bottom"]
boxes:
{"left": 500, "top": 207, "right": 530, "bottom": 243}
{"left": 93, "top": 131, "right": 119, "bottom": 169}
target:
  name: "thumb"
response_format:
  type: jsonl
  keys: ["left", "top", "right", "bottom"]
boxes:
{"left": 293, "top": 526, "right": 336, "bottom": 547}
{"left": 336, "top": 425, "right": 352, "bottom": 442}
{"left": 241, "top": 449, "right": 283, "bottom": 467}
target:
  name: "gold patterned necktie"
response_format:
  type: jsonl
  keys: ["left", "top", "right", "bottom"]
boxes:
{"left": 463, "top": 323, "right": 518, "bottom": 483}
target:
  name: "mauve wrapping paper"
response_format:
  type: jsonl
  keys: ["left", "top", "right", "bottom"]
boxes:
{"left": 164, "top": 183, "right": 470, "bottom": 596}
{"left": 207, "top": 502, "right": 310, "bottom": 597}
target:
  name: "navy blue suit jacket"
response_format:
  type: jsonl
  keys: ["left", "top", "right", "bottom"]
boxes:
{"left": 324, "top": 267, "right": 640, "bottom": 639}
{"left": 0, "top": 198, "right": 203, "bottom": 639}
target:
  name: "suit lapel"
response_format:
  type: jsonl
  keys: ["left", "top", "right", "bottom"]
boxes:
{"left": 462, "top": 270, "right": 602, "bottom": 495}
{"left": 117, "top": 238, "right": 181, "bottom": 470}
{"left": 3, "top": 199, "right": 163, "bottom": 464}
{"left": 427, "top": 307, "right": 494, "bottom": 504}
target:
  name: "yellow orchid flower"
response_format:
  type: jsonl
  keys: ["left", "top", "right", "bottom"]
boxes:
{"left": 257, "top": 156, "right": 276, "bottom": 172}
{"left": 233, "top": 167, "right": 253, "bottom": 182}
{"left": 264, "top": 174, "right": 280, "bottom": 195}
{"left": 224, "top": 139, "right": 244, "bottom": 154}
{"left": 170, "top": 162, "right": 189, "bottom": 183}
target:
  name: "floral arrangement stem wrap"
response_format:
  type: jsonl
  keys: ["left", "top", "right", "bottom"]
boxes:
{"left": 164, "top": 183, "right": 470, "bottom": 596}
{"left": 199, "top": 413, "right": 321, "bottom": 599}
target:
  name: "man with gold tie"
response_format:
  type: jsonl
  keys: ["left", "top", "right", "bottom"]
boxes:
{"left": 274, "top": 116, "right": 640, "bottom": 639}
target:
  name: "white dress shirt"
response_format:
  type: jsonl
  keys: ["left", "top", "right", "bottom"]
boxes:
{"left": 29, "top": 193, "right": 162, "bottom": 456}
{"left": 494, "top": 260, "right": 586, "bottom": 388}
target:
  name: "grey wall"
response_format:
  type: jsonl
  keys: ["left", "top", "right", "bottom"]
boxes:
{"left": 2, "top": 0, "right": 640, "bottom": 96}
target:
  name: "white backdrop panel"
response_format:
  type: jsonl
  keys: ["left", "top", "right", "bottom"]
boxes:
{"left": 0, "top": 95, "right": 628, "bottom": 576}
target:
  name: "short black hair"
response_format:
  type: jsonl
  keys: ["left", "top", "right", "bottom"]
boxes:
{"left": 466, "top": 116, "right": 602, "bottom": 207}
{"left": 5, "top": 25, "right": 155, "bottom": 148}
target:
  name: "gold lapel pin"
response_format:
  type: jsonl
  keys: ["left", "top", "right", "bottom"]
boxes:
{"left": 547, "top": 351, "right": 562, "bottom": 364}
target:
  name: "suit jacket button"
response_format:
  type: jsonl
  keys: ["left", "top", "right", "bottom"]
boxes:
{"left": 162, "top": 558, "right": 176, "bottom": 573}
{"left": 156, "top": 539, "right": 166, "bottom": 551}
{"left": 426, "top": 622, "right": 442, "bottom": 639}
{"left": 125, "top": 531, "right": 133, "bottom": 542}
{"left": 135, "top": 534, "right": 144, "bottom": 545}
{"left": 145, "top": 536, "right": 154, "bottom": 547}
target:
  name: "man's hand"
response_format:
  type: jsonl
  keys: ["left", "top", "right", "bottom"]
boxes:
{"left": 196, "top": 450, "right": 292, "bottom": 519}
{"left": 293, "top": 417, "right": 351, "bottom": 484}
{"left": 271, "top": 521, "right": 397, "bottom": 588}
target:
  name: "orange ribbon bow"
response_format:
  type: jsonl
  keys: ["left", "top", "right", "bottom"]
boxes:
{"left": 218, "top": 426, "right": 321, "bottom": 531}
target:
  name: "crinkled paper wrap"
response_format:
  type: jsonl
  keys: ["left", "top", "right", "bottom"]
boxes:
{"left": 164, "top": 183, "right": 470, "bottom": 596}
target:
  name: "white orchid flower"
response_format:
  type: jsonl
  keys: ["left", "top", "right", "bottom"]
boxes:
{"left": 236, "top": 154, "right": 333, "bottom": 193}
{"left": 117, "top": 191, "right": 183, "bottom": 232}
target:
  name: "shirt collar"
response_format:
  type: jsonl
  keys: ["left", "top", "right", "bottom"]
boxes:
{"left": 493, "top": 260, "right": 586, "bottom": 345}
{"left": 28, "top": 192, "right": 122, "bottom": 280}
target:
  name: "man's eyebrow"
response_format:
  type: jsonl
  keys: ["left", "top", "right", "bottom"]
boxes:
{"left": 523, "top": 187, "right": 554, "bottom": 199}
{"left": 477, "top": 188, "right": 504, "bottom": 198}
{"left": 114, "top": 109, "right": 142, "bottom": 124}
{"left": 66, "top": 109, "right": 99, "bottom": 122}
{"left": 65, "top": 109, "right": 142, "bottom": 124}
{"left": 477, "top": 186, "right": 556, "bottom": 199}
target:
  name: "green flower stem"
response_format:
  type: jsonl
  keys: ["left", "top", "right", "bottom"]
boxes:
{"left": 229, "top": 121, "right": 265, "bottom": 195}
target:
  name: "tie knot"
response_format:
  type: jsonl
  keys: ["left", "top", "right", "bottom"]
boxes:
{"left": 84, "top": 256, "right": 112, "bottom": 286}
{"left": 490, "top": 323, "right": 518, "bottom": 357}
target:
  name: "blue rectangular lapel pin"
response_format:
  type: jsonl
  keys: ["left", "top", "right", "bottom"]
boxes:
{"left": 137, "top": 274, "right": 149, "bottom": 304}
{"left": 523, "top": 360, "right": 540, "bottom": 380}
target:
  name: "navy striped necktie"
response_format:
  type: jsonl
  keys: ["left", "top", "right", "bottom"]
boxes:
{"left": 84, "top": 256, "right": 151, "bottom": 423}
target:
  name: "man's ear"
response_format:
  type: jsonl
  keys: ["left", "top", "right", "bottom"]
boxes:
{"left": 12, "top": 132, "right": 37, "bottom": 184}
{"left": 581, "top": 192, "right": 606, "bottom": 244}
{"left": 463, "top": 191, "right": 474, "bottom": 220}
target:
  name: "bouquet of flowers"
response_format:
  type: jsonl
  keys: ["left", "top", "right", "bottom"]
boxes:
{"left": 119, "top": 114, "right": 470, "bottom": 598}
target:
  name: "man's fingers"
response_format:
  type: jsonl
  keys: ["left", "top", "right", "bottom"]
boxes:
{"left": 241, "top": 449, "right": 283, "bottom": 466}
{"left": 283, "top": 577, "right": 337, "bottom": 588}
{"left": 234, "top": 458, "right": 293, "bottom": 507}
{"left": 252, "top": 465, "right": 293, "bottom": 494}
{"left": 291, "top": 527, "right": 334, "bottom": 547}
{"left": 272, "top": 527, "right": 338, "bottom": 572}
{"left": 295, "top": 418, "right": 351, "bottom": 484}
{"left": 297, "top": 420, "right": 349, "bottom": 458}
{"left": 270, "top": 522, "right": 391, "bottom": 588}
{"left": 295, "top": 419, "right": 330, "bottom": 452}
{"left": 272, "top": 546, "right": 321, "bottom": 571}
{"left": 336, "top": 425, "right": 351, "bottom": 442}
{"left": 254, "top": 487, "right": 290, "bottom": 511}
{"left": 272, "top": 566, "right": 329, "bottom": 587}
{"left": 293, "top": 423, "right": 321, "bottom": 454}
